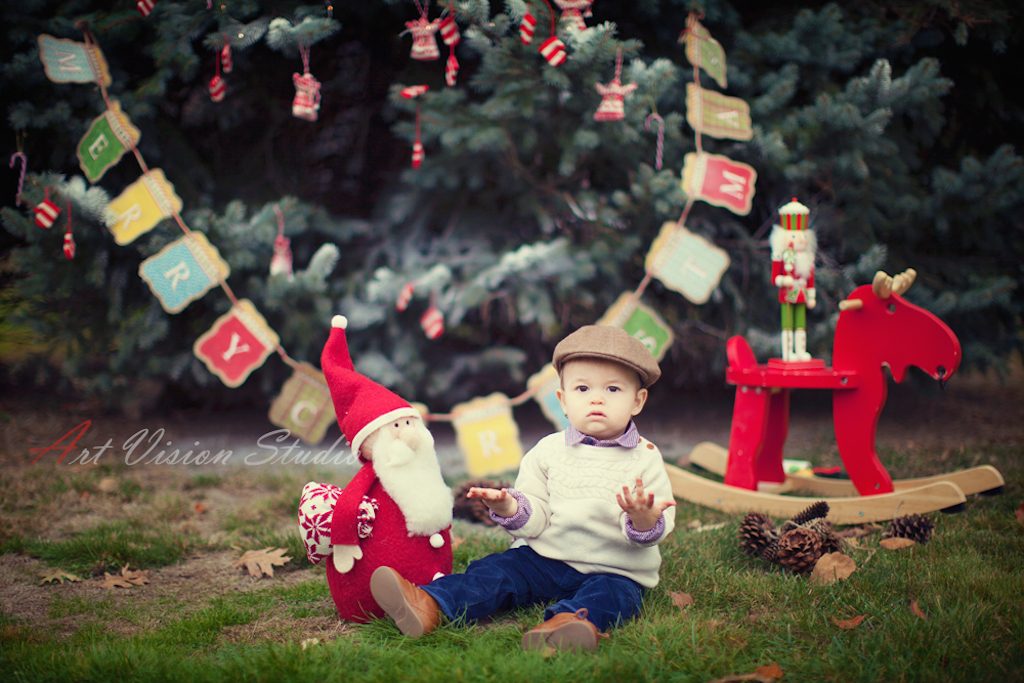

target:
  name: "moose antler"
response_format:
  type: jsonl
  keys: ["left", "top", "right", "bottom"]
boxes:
{"left": 891, "top": 268, "right": 917, "bottom": 296}
{"left": 872, "top": 271, "right": 893, "bottom": 299}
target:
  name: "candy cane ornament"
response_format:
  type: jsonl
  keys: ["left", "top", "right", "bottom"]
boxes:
{"left": 645, "top": 112, "right": 665, "bottom": 170}
{"left": 9, "top": 151, "right": 27, "bottom": 206}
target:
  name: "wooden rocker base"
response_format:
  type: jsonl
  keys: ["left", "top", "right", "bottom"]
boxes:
{"left": 687, "top": 441, "right": 1006, "bottom": 498}
{"left": 666, "top": 462, "right": 967, "bottom": 524}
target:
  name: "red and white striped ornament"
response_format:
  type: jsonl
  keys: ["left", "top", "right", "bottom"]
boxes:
{"left": 209, "top": 74, "right": 226, "bottom": 102}
{"left": 439, "top": 15, "right": 460, "bottom": 46}
{"left": 445, "top": 52, "right": 459, "bottom": 87}
{"left": 395, "top": 282, "right": 415, "bottom": 312}
{"left": 520, "top": 13, "right": 536, "bottom": 44}
{"left": 420, "top": 304, "right": 444, "bottom": 340}
{"left": 220, "top": 43, "right": 233, "bottom": 74}
{"left": 401, "top": 85, "right": 429, "bottom": 169}
{"left": 539, "top": 36, "right": 567, "bottom": 67}
{"left": 136, "top": 0, "right": 156, "bottom": 17}
{"left": 61, "top": 203, "right": 75, "bottom": 260}
{"left": 34, "top": 195, "right": 60, "bottom": 229}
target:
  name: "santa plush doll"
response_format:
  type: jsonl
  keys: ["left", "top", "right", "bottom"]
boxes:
{"left": 297, "top": 315, "right": 453, "bottom": 622}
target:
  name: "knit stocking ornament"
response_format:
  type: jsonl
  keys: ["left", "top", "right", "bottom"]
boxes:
{"left": 440, "top": 4, "right": 460, "bottom": 86}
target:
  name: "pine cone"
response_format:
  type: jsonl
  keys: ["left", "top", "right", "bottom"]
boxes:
{"left": 761, "top": 540, "right": 780, "bottom": 564}
{"left": 807, "top": 518, "right": 844, "bottom": 554}
{"left": 886, "top": 513, "right": 935, "bottom": 544}
{"left": 776, "top": 527, "right": 824, "bottom": 574}
{"left": 739, "top": 512, "right": 779, "bottom": 557}
{"left": 781, "top": 500, "right": 830, "bottom": 533}
{"left": 452, "top": 480, "right": 511, "bottom": 526}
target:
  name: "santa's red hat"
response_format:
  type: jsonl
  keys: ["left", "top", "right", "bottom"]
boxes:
{"left": 321, "top": 315, "right": 420, "bottom": 458}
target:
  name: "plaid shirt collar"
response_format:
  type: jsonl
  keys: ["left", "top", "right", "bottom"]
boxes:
{"left": 565, "top": 420, "right": 640, "bottom": 448}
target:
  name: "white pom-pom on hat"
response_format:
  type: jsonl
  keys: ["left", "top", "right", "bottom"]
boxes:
{"left": 331, "top": 315, "right": 348, "bottom": 329}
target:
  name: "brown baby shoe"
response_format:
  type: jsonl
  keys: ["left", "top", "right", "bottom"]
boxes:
{"left": 521, "top": 608, "right": 608, "bottom": 652}
{"left": 369, "top": 566, "right": 441, "bottom": 638}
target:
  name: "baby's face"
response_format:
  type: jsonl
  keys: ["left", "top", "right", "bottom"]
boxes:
{"left": 557, "top": 358, "right": 647, "bottom": 441}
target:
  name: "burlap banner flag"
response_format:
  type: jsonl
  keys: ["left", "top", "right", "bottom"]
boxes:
{"left": 105, "top": 169, "right": 183, "bottom": 245}
{"left": 597, "top": 292, "right": 674, "bottom": 362}
{"left": 681, "top": 151, "right": 758, "bottom": 216}
{"left": 685, "top": 84, "right": 752, "bottom": 141}
{"left": 138, "top": 232, "right": 229, "bottom": 313}
{"left": 193, "top": 299, "right": 280, "bottom": 388}
{"left": 37, "top": 34, "right": 112, "bottom": 87}
{"left": 645, "top": 221, "right": 731, "bottom": 305}
{"left": 527, "top": 364, "right": 569, "bottom": 431}
{"left": 268, "top": 362, "right": 336, "bottom": 445}
{"left": 77, "top": 102, "right": 141, "bottom": 182}
{"left": 451, "top": 393, "right": 524, "bottom": 478}
{"left": 682, "top": 18, "right": 727, "bottom": 89}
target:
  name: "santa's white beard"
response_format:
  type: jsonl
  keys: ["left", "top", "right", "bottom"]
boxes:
{"left": 372, "top": 427, "right": 453, "bottom": 536}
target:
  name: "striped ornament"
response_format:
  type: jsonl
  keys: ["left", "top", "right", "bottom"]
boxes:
{"left": 34, "top": 198, "right": 60, "bottom": 229}
{"left": 136, "top": 0, "right": 155, "bottom": 17}
{"left": 539, "top": 36, "right": 567, "bottom": 67}
{"left": 411, "top": 141, "right": 425, "bottom": 169}
{"left": 420, "top": 305, "right": 444, "bottom": 340}
{"left": 220, "top": 44, "right": 233, "bottom": 74}
{"left": 395, "top": 282, "right": 415, "bottom": 312}
{"left": 439, "top": 15, "right": 460, "bottom": 46}
{"left": 208, "top": 74, "right": 226, "bottom": 102}
{"left": 445, "top": 52, "right": 459, "bottom": 87}
{"left": 400, "top": 85, "right": 429, "bottom": 99}
{"left": 520, "top": 13, "right": 536, "bottom": 44}
{"left": 62, "top": 227, "right": 75, "bottom": 260}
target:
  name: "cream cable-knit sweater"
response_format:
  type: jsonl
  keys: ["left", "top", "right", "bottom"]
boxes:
{"left": 506, "top": 432, "right": 676, "bottom": 588}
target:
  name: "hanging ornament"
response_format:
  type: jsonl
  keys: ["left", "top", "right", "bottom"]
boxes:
{"left": 553, "top": 0, "right": 593, "bottom": 33}
{"left": 537, "top": 1, "right": 566, "bottom": 67}
{"left": 9, "top": 150, "right": 27, "bottom": 206}
{"left": 395, "top": 282, "right": 415, "bottom": 311}
{"left": 401, "top": 85, "right": 429, "bottom": 169}
{"left": 644, "top": 112, "right": 665, "bottom": 170}
{"left": 208, "top": 50, "right": 226, "bottom": 102}
{"left": 220, "top": 40, "right": 233, "bottom": 74}
{"left": 440, "top": 4, "right": 460, "bottom": 87}
{"left": 62, "top": 202, "right": 75, "bottom": 260}
{"left": 405, "top": 0, "right": 441, "bottom": 61}
{"left": 136, "top": 0, "right": 156, "bottom": 17}
{"left": 34, "top": 188, "right": 60, "bottom": 229}
{"left": 593, "top": 49, "right": 637, "bottom": 121}
{"left": 520, "top": 12, "right": 537, "bottom": 44}
{"left": 269, "top": 205, "right": 294, "bottom": 279}
{"left": 421, "top": 303, "right": 445, "bottom": 340}
{"left": 292, "top": 45, "right": 322, "bottom": 122}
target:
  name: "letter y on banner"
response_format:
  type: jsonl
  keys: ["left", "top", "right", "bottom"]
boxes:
{"left": 194, "top": 299, "right": 279, "bottom": 387}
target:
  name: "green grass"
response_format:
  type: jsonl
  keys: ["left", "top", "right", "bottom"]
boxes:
{"left": 19, "top": 520, "right": 201, "bottom": 575}
{"left": 1, "top": 446, "right": 1022, "bottom": 682}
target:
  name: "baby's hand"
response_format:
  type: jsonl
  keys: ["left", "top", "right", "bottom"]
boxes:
{"left": 617, "top": 477, "right": 676, "bottom": 532}
{"left": 466, "top": 487, "right": 519, "bottom": 518}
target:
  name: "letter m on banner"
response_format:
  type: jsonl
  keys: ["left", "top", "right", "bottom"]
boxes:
{"left": 681, "top": 152, "right": 758, "bottom": 216}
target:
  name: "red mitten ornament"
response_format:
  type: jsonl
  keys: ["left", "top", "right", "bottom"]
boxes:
{"left": 520, "top": 12, "right": 537, "bottom": 44}
{"left": 220, "top": 42, "right": 233, "bottom": 74}
{"left": 137, "top": 0, "right": 155, "bottom": 17}
{"left": 209, "top": 74, "right": 225, "bottom": 102}
{"left": 421, "top": 304, "right": 444, "bottom": 340}
{"left": 292, "top": 72, "right": 322, "bottom": 122}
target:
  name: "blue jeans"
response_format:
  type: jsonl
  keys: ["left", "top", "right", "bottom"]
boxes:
{"left": 420, "top": 545, "right": 645, "bottom": 632}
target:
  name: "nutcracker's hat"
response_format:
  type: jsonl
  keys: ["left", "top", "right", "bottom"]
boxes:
{"left": 779, "top": 197, "right": 809, "bottom": 230}
{"left": 321, "top": 315, "right": 420, "bottom": 459}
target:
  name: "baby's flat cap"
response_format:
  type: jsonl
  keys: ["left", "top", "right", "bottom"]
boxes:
{"left": 552, "top": 325, "right": 661, "bottom": 387}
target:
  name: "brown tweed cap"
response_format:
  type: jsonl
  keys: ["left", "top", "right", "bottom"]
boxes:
{"left": 552, "top": 325, "right": 661, "bottom": 387}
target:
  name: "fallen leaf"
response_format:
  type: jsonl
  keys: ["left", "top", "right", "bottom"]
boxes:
{"left": 687, "top": 519, "right": 703, "bottom": 530}
{"left": 39, "top": 570, "right": 82, "bottom": 585}
{"left": 670, "top": 591, "right": 694, "bottom": 611}
{"left": 831, "top": 614, "right": 867, "bottom": 630}
{"left": 193, "top": 501, "right": 207, "bottom": 515}
{"left": 451, "top": 534, "right": 464, "bottom": 550}
{"left": 1015, "top": 502, "right": 1024, "bottom": 527}
{"left": 837, "top": 523, "right": 882, "bottom": 539}
{"left": 708, "top": 661, "right": 784, "bottom": 683}
{"left": 300, "top": 638, "right": 320, "bottom": 650}
{"left": 97, "top": 477, "right": 119, "bottom": 494}
{"left": 102, "top": 564, "right": 150, "bottom": 589}
{"left": 810, "top": 552, "right": 857, "bottom": 585}
{"left": 910, "top": 599, "right": 927, "bottom": 620}
{"left": 880, "top": 537, "right": 916, "bottom": 550}
{"left": 235, "top": 547, "right": 291, "bottom": 578}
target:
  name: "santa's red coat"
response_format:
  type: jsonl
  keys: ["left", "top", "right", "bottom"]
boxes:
{"left": 325, "top": 463, "right": 453, "bottom": 622}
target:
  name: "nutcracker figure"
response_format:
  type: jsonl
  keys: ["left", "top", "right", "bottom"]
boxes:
{"left": 770, "top": 198, "right": 816, "bottom": 361}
